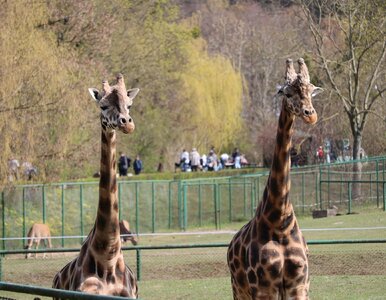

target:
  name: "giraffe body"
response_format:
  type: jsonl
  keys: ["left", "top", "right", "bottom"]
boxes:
{"left": 227, "top": 59, "right": 322, "bottom": 300}
{"left": 24, "top": 223, "right": 52, "bottom": 259}
{"left": 53, "top": 74, "right": 140, "bottom": 298}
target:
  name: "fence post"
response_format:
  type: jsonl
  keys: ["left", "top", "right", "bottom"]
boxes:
{"left": 152, "top": 182, "right": 156, "bottom": 233}
{"left": 118, "top": 182, "right": 122, "bottom": 221}
{"left": 61, "top": 184, "right": 65, "bottom": 248}
{"left": 213, "top": 183, "right": 219, "bottom": 230}
{"left": 243, "top": 177, "right": 247, "bottom": 218}
{"left": 301, "top": 173, "right": 305, "bottom": 215}
{"left": 348, "top": 182, "right": 352, "bottom": 214}
{"left": 79, "top": 184, "right": 84, "bottom": 243}
{"left": 168, "top": 181, "right": 172, "bottom": 229}
{"left": 228, "top": 178, "right": 232, "bottom": 223}
{"left": 183, "top": 183, "right": 188, "bottom": 231}
{"left": 383, "top": 182, "right": 386, "bottom": 212}
{"left": 22, "top": 187, "right": 26, "bottom": 242}
{"left": 1, "top": 191, "right": 5, "bottom": 250}
{"left": 136, "top": 249, "right": 142, "bottom": 281}
{"left": 340, "top": 173, "right": 343, "bottom": 204}
{"left": 0, "top": 255, "right": 2, "bottom": 281}
{"left": 315, "top": 170, "right": 319, "bottom": 209}
{"left": 369, "top": 173, "right": 373, "bottom": 205}
{"left": 42, "top": 185, "right": 46, "bottom": 224}
{"left": 198, "top": 183, "right": 202, "bottom": 227}
{"left": 318, "top": 166, "right": 322, "bottom": 209}
{"left": 327, "top": 165, "right": 331, "bottom": 207}
{"left": 376, "top": 160, "right": 380, "bottom": 207}
{"left": 178, "top": 181, "right": 182, "bottom": 230}
{"left": 135, "top": 182, "right": 139, "bottom": 234}
{"left": 256, "top": 177, "right": 260, "bottom": 211}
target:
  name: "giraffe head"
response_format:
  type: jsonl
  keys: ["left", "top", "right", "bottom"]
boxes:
{"left": 277, "top": 58, "right": 322, "bottom": 124}
{"left": 88, "top": 74, "right": 140, "bottom": 134}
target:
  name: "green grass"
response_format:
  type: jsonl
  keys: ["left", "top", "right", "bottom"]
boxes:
{"left": 1, "top": 210, "right": 386, "bottom": 299}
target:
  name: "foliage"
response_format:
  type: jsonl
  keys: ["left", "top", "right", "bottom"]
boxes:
{"left": 0, "top": 0, "right": 384, "bottom": 187}
{"left": 180, "top": 38, "right": 244, "bottom": 152}
{"left": 301, "top": 0, "right": 386, "bottom": 159}
{"left": 0, "top": 1, "right": 95, "bottom": 184}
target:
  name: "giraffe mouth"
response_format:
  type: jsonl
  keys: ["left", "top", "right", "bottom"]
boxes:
{"left": 301, "top": 113, "right": 317, "bottom": 125}
{"left": 119, "top": 123, "right": 135, "bottom": 134}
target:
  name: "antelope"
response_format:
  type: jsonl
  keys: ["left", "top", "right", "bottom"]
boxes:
{"left": 25, "top": 223, "right": 52, "bottom": 259}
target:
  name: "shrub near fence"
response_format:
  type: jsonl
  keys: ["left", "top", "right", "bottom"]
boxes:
{"left": 1, "top": 156, "right": 386, "bottom": 250}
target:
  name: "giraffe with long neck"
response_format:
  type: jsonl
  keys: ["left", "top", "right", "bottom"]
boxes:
{"left": 227, "top": 58, "right": 322, "bottom": 299}
{"left": 53, "top": 74, "right": 139, "bottom": 298}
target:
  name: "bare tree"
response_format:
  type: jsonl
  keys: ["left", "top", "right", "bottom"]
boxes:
{"left": 301, "top": 0, "right": 385, "bottom": 160}
{"left": 301, "top": 0, "right": 385, "bottom": 200}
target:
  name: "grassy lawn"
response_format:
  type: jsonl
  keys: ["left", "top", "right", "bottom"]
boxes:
{"left": 1, "top": 210, "right": 385, "bottom": 299}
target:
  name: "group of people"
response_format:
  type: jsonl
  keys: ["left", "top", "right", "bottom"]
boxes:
{"left": 177, "top": 147, "right": 248, "bottom": 172}
{"left": 118, "top": 152, "right": 143, "bottom": 176}
{"left": 8, "top": 158, "right": 38, "bottom": 181}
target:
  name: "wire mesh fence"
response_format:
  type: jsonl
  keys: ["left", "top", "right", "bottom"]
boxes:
{"left": 2, "top": 156, "right": 385, "bottom": 250}
{"left": 0, "top": 240, "right": 385, "bottom": 299}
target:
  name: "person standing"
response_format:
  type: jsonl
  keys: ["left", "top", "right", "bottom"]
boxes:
{"left": 317, "top": 146, "right": 324, "bottom": 164}
{"left": 133, "top": 155, "right": 143, "bottom": 175}
{"left": 8, "top": 158, "right": 20, "bottom": 181}
{"left": 190, "top": 148, "right": 201, "bottom": 172}
{"left": 180, "top": 149, "right": 190, "bottom": 172}
{"left": 118, "top": 152, "right": 130, "bottom": 177}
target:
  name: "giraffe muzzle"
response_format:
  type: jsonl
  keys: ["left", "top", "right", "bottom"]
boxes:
{"left": 301, "top": 108, "right": 317, "bottom": 124}
{"left": 118, "top": 117, "right": 135, "bottom": 133}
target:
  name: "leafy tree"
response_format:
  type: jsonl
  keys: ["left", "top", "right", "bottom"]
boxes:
{"left": 180, "top": 38, "right": 244, "bottom": 152}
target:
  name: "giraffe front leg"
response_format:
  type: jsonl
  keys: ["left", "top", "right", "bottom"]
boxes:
{"left": 285, "top": 285, "right": 309, "bottom": 300}
{"left": 79, "top": 277, "right": 104, "bottom": 294}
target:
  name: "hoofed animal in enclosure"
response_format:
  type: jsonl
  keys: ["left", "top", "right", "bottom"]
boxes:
{"left": 119, "top": 220, "right": 138, "bottom": 245}
{"left": 24, "top": 223, "right": 52, "bottom": 259}
{"left": 52, "top": 74, "right": 140, "bottom": 298}
{"left": 227, "top": 58, "right": 322, "bottom": 299}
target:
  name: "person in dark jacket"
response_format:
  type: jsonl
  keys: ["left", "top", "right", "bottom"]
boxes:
{"left": 133, "top": 155, "right": 143, "bottom": 175}
{"left": 118, "top": 152, "right": 131, "bottom": 177}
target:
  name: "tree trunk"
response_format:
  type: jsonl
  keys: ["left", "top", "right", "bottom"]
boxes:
{"left": 352, "top": 132, "right": 362, "bottom": 201}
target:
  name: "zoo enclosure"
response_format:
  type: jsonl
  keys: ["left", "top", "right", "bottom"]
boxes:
{"left": 1, "top": 156, "right": 385, "bottom": 249}
{"left": 0, "top": 239, "right": 386, "bottom": 299}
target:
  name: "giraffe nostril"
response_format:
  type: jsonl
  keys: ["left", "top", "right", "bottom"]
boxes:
{"left": 303, "top": 109, "right": 314, "bottom": 116}
{"left": 128, "top": 118, "right": 132, "bottom": 123}
{"left": 119, "top": 118, "right": 126, "bottom": 125}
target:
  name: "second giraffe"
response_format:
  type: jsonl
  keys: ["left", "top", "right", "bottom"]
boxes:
{"left": 227, "top": 58, "right": 323, "bottom": 299}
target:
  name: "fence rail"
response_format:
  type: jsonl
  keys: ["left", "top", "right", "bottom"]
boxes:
{"left": 0, "top": 240, "right": 385, "bottom": 299}
{"left": 0, "top": 282, "right": 136, "bottom": 300}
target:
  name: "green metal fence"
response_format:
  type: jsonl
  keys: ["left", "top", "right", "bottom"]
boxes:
{"left": 318, "top": 157, "right": 386, "bottom": 213}
{"left": 0, "top": 240, "right": 385, "bottom": 299}
{"left": 1, "top": 156, "right": 385, "bottom": 250}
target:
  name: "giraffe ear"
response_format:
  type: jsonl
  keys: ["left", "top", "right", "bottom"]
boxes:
{"left": 88, "top": 88, "right": 102, "bottom": 102}
{"left": 276, "top": 85, "right": 283, "bottom": 94}
{"left": 127, "top": 88, "right": 140, "bottom": 100}
{"left": 311, "top": 86, "right": 323, "bottom": 97}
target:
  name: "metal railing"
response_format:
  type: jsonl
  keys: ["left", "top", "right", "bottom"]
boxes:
{"left": 0, "top": 239, "right": 386, "bottom": 299}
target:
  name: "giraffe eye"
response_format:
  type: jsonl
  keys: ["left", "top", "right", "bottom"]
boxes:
{"left": 101, "top": 106, "right": 108, "bottom": 110}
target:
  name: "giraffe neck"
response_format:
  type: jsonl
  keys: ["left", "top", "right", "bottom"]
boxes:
{"left": 258, "top": 100, "right": 295, "bottom": 223}
{"left": 90, "top": 127, "right": 121, "bottom": 258}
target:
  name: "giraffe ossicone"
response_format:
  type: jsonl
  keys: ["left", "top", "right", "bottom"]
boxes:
{"left": 53, "top": 74, "right": 139, "bottom": 298}
{"left": 227, "top": 58, "right": 322, "bottom": 299}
